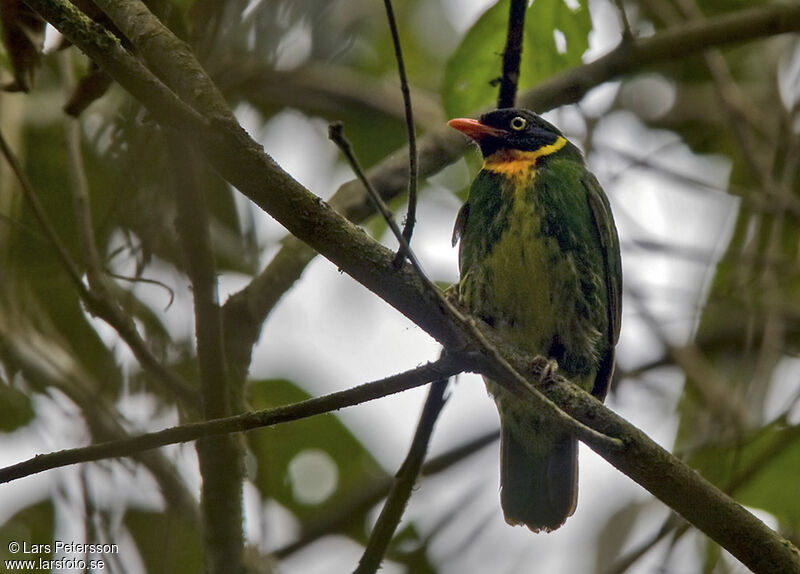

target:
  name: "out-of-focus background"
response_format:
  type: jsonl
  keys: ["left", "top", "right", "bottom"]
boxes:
{"left": 1, "top": 0, "right": 799, "bottom": 572}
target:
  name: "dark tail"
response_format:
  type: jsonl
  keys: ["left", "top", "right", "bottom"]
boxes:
{"left": 499, "top": 426, "right": 578, "bottom": 532}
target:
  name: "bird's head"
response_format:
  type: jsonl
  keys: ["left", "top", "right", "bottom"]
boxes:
{"left": 448, "top": 108, "right": 566, "bottom": 158}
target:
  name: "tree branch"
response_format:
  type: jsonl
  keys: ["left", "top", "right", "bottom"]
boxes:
{"left": 380, "top": 0, "right": 419, "bottom": 263}
{"left": 0, "top": 357, "right": 462, "bottom": 484}
{"left": 497, "top": 0, "right": 526, "bottom": 108}
{"left": 92, "top": 0, "right": 234, "bottom": 121}
{"left": 214, "top": 60, "right": 444, "bottom": 129}
{"left": 354, "top": 378, "right": 449, "bottom": 574}
{"left": 58, "top": 51, "right": 104, "bottom": 290}
{"left": 167, "top": 135, "right": 244, "bottom": 574}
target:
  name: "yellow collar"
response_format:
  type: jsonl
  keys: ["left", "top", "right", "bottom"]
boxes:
{"left": 482, "top": 136, "right": 567, "bottom": 179}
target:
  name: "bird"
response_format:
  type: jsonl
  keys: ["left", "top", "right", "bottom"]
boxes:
{"left": 448, "top": 108, "right": 621, "bottom": 532}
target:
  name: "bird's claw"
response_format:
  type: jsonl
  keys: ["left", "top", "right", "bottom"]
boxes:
{"left": 530, "top": 356, "right": 558, "bottom": 382}
{"left": 443, "top": 284, "right": 460, "bottom": 305}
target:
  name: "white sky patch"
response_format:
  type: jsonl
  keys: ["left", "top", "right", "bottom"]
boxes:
{"left": 620, "top": 73, "right": 676, "bottom": 120}
{"left": 778, "top": 40, "right": 800, "bottom": 113}
{"left": 441, "top": 0, "right": 494, "bottom": 33}
{"left": 287, "top": 449, "right": 339, "bottom": 505}
{"left": 553, "top": 28, "right": 567, "bottom": 54}
{"left": 274, "top": 19, "right": 313, "bottom": 71}
{"left": 42, "top": 24, "right": 62, "bottom": 53}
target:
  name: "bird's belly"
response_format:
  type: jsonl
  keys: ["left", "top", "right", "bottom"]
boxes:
{"left": 460, "top": 208, "right": 601, "bottom": 383}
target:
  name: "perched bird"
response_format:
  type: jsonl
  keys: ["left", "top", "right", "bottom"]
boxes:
{"left": 449, "top": 108, "right": 621, "bottom": 532}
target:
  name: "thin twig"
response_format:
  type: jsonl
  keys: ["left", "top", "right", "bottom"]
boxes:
{"left": 613, "top": 0, "right": 633, "bottom": 41}
{"left": 0, "top": 357, "right": 463, "bottom": 485}
{"left": 497, "top": 0, "right": 526, "bottom": 108}
{"left": 59, "top": 51, "right": 105, "bottom": 290}
{"left": 105, "top": 271, "right": 176, "bottom": 310}
{"left": 354, "top": 378, "right": 449, "bottom": 574}
{"left": 381, "top": 0, "right": 419, "bottom": 267}
{"left": 328, "top": 122, "right": 430, "bottom": 286}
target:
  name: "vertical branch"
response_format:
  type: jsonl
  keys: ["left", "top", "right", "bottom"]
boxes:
{"left": 354, "top": 378, "right": 449, "bottom": 574}
{"left": 166, "top": 134, "right": 244, "bottom": 574}
{"left": 497, "top": 0, "right": 527, "bottom": 109}
{"left": 58, "top": 51, "right": 104, "bottom": 290}
{"left": 382, "top": 0, "right": 419, "bottom": 266}
{"left": 613, "top": 0, "right": 634, "bottom": 41}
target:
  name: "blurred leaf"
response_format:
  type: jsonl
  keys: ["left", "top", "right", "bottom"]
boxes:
{"left": 73, "top": 110, "right": 261, "bottom": 276}
{"left": 442, "top": 1, "right": 508, "bottom": 118}
{"left": 695, "top": 0, "right": 768, "bottom": 17}
{"left": 523, "top": 0, "right": 589, "bottom": 87}
{"left": 442, "top": 0, "right": 590, "bottom": 118}
{"left": 246, "top": 379, "right": 387, "bottom": 532}
{"left": 63, "top": 64, "right": 113, "bottom": 117}
{"left": 690, "top": 423, "right": 800, "bottom": 528}
{"left": 125, "top": 509, "right": 203, "bottom": 574}
{"left": 0, "top": 500, "right": 54, "bottom": 563}
{"left": 386, "top": 522, "right": 436, "bottom": 574}
{"left": 0, "top": 382, "right": 34, "bottom": 431}
{"left": 593, "top": 501, "right": 648, "bottom": 573}
{"left": 0, "top": 0, "right": 45, "bottom": 92}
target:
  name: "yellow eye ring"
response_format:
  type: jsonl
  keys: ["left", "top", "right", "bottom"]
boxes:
{"left": 510, "top": 116, "right": 527, "bottom": 131}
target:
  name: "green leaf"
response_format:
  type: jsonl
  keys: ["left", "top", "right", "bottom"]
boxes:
{"left": 0, "top": 500, "right": 54, "bottom": 564}
{"left": 246, "top": 379, "right": 387, "bottom": 531}
{"left": 524, "top": 0, "right": 590, "bottom": 83}
{"left": 125, "top": 509, "right": 203, "bottom": 574}
{"left": 0, "top": 383, "right": 35, "bottom": 432}
{"left": 386, "top": 523, "right": 436, "bottom": 574}
{"left": 442, "top": 1, "right": 509, "bottom": 118}
{"left": 690, "top": 423, "right": 800, "bottom": 528}
{"left": 442, "top": 0, "right": 591, "bottom": 118}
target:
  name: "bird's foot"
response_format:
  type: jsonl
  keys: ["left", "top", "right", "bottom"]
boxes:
{"left": 443, "top": 283, "right": 460, "bottom": 305}
{"left": 529, "top": 356, "right": 558, "bottom": 383}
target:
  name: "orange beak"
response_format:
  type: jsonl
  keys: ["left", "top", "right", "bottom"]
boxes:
{"left": 447, "top": 118, "right": 506, "bottom": 142}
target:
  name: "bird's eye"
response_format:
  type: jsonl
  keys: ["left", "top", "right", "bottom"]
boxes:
{"left": 510, "top": 116, "right": 527, "bottom": 131}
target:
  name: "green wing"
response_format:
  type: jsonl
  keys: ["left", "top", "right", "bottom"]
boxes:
{"left": 582, "top": 171, "right": 622, "bottom": 399}
{"left": 582, "top": 172, "right": 621, "bottom": 345}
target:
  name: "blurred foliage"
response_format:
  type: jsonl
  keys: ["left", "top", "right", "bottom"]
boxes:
{"left": 691, "top": 422, "right": 800, "bottom": 529}
{"left": 125, "top": 509, "right": 204, "bottom": 574}
{"left": 247, "top": 378, "right": 387, "bottom": 534}
{"left": 0, "top": 501, "right": 53, "bottom": 563}
{"left": 0, "top": 0, "right": 798, "bottom": 573}
{"left": 442, "top": 0, "right": 590, "bottom": 117}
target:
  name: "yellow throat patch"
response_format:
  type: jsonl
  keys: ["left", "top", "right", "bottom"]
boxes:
{"left": 482, "top": 136, "right": 567, "bottom": 184}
